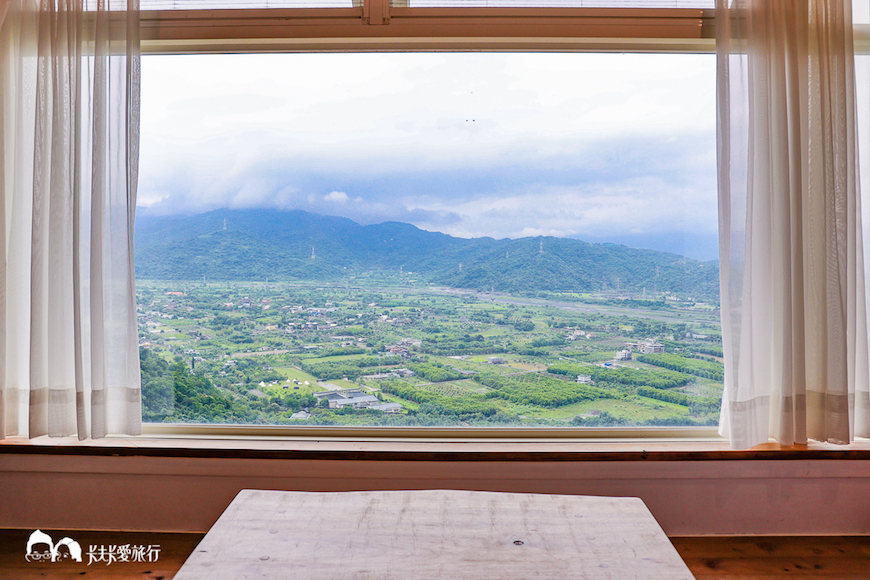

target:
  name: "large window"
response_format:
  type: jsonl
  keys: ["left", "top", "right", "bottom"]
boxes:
{"left": 136, "top": 49, "right": 721, "bottom": 429}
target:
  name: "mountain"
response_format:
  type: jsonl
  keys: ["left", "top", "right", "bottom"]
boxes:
{"left": 135, "top": 208, "right": 719, "bottom": 298}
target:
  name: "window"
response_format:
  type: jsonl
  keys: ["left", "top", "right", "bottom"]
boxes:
{"left": 135, "top": 2, "right": 722, "bottom": 435}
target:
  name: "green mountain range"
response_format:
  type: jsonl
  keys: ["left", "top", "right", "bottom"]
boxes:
{"left": 135, "top": 208, "right": 719, "bottom": 298}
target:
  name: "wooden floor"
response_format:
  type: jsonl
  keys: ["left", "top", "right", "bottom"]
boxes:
{"left": 671, "top": 536, "right": 870, "bottom": 579}
{"left": 1, "top": 529, "right": 869, "bottom": 579}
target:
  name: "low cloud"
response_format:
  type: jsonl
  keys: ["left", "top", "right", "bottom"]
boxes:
{"left": 324, "top": 191, "right": 349, "bottom": 203}
{"left": 137, "top": 52, "right": 717, "bottom": 258}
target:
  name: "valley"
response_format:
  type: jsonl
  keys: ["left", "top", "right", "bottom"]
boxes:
{"left": 138, "top": 277, "right": 723, "bottom": 427}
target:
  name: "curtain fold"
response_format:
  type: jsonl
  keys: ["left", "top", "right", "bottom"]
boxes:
{"left": 0, "top": 0, "right": 141, "bottom": 439}
{"left": 717, "top": 0, "right": 870, "bottom": 448}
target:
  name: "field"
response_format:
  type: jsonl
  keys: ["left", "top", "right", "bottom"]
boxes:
{"left": 138, "top": 279, "right": 724, "bottom": 427}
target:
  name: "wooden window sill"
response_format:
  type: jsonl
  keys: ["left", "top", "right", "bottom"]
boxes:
{"left": 2, "top": 433, "right": 870, "bottom": 461}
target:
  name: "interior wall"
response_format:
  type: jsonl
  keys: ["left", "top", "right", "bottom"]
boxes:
{"left": 2, "top": 453, "right": 870, "bottom": 536}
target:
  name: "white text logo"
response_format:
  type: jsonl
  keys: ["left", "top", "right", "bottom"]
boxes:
{"left": 25, "top": 530, "right": 160, "bottom": 566}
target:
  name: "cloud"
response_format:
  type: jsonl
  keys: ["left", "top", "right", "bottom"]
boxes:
{"left": 136, "top": 133, "right": 716, "bottom": 239}
{"left": 324, "top": 191, "right": 349, "bottom": 203}
{"left": 137, "top": 52, "right": 718, "bottom": 258}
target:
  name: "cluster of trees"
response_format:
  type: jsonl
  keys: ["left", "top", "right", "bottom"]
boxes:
{"left": 210, "top": 313, "right": 246, "bottom": 329}
{"left": 300, "top": 355, "right": 402, "bottom": 380}
{"left": 688, "top": 345, "right": 724, "bottom": 357}
{"left": 529, "top": 337, "right": 566, "bottom": 347}
{"left": 513, "top": 335, "right": 568, "bottom": 357}
{"left": 637, "top": 353, "right": 725, "bottom": 381}
{"left": 407, "top": 361, "right": 465, "bottom": 383}
{"left": 570, "top": 411, "right": 630, "bottom": 426}
{"left": 636, "top": 385, "right": 692, "bottom": 405}
{"left": 547, "top": 363, "right": 693, "bottom": 390}
{"left": 570, "top": 411, "right": 717, "bottom": 427}
{"left": 142, "top": 350, "right": 260, "bottom": 423}
{"left": 513, "top": 320, "right": 535, "bottom": 332}
{"left": 378, "top": 380, "right": 502, "bottom": 419}
{"left": 142, "top": 349, "right": 317, "bottom": 424}
{"left": 474, "top": 372, "right": 611, "bottom": 408}
{"left": 515, "top": 347, "right": 551, "bottom": 357}
{"left": 315, "top": 346, "right": 367, "bottom": 358}
{"left": 419, "top": 335, "right": 501, "bottom": 356}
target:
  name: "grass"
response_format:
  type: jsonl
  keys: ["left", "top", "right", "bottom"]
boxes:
{"left": 272, "top": 366, "right": 319, "bottom": 383}
{"left": 507, "top": 362, "right": 548, "bottom": 371}
{"left": 678, "top": 377, "right": 724, "bottom": 398}
{"left": 416, "top": 380, "right": 489, "bottom": 397}
{"left": 521, "top": 397, "right": 691, "bottom": 422}
{"left": 330, "top": 379, "right": 362, "bottom": 390}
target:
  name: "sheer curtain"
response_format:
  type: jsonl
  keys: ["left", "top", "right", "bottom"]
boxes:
{"left": 0, "top": 0, "right": 141, "bottom": 439}
{"left": 717, "top": 0, "right": 870, "bottom": 448}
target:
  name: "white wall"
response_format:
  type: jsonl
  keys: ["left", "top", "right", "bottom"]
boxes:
{"left": 2, "top": 453, "right": 870, "bottom": 535}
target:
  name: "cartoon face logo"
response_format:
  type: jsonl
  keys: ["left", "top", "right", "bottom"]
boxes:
{"left": 25, "top": 530, "right": 53, "bottom": 562}
{"left": 25, "top": 530, "right": 82, "bottom": 563}
{"left": 54, "top": 537, "right": 83, "bottom": 562}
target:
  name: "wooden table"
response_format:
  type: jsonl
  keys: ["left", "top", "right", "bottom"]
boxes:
{"left": 174, "top": 489, "right": 694, "bottom": 580}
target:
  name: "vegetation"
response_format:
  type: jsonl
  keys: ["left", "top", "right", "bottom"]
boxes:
{"left": 547, "top": 363, "right": 693, "bottom": 390}
{"left": 379, "top": 381, "right": 503, "bottom": 420}
{"left": 136, "top": 253, "right": 723, "bottom": 427}
{"left": 474, "top": 372, "right": 613, "bottom": 407}
{"left": 136, "top": 208, "right": 720, "bottom": 298}
{"left": 408, "top": 361, "right": 466, "bottom": 383}
{"left": 300, "top": 356, "right": 402, "bottom": 380}
{"left": 636, "top": 353, "right": 725, "bottom": 381}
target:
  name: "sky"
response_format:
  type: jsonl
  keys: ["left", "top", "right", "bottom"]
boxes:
{"left": 138, "top": 52, "right": 719, "bottom": 260}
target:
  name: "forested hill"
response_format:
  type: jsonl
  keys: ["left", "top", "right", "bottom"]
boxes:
{"left": 135, "top": 208, "right": 719, "bottom": 298}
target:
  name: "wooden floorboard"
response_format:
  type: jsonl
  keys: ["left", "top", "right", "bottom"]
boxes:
{"left": 1, "top": 529, "right": 869, "bottom": 579}
{"left": 671, "top": 536, "right": 870, "bottom": 579}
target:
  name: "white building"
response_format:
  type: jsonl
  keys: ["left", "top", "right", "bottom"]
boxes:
{"left": 315, "top": 389, "right": 380, "bottom": 409}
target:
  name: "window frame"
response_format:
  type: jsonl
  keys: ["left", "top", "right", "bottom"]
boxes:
{"left": 137, "top": 1, "right": 722, "bottom": 441}
{"left": 140, "top": 4, "right": 716, "bottom": 54}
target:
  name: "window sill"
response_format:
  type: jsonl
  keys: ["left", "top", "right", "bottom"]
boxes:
{"left": 2, "top": 431, "right": 869, "bottom": 462}
{"left": 4, "top": 433, "right": 870, "bottom": 536}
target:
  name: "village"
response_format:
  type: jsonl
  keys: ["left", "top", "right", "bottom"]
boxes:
{"left": 136, "top": 280, "right": 724, "bottom": 426}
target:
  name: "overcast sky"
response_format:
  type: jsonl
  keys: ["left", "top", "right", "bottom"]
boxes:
{"left": 139, "top": 52, "right": 718, "bottom": 260}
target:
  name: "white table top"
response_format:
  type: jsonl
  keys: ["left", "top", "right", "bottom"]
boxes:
{"left": 175, "top": 489, "right": 694, "bottom": 580}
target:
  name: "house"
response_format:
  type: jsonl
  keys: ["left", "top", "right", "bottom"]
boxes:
{"left": 625, "top": 340, "right": 666, "bottom": 354}
{"left": 314, "top": 389, "right": 379, "bottom": 409}
{"left": 641, "top": 341, "right": 666, "bottom": 354}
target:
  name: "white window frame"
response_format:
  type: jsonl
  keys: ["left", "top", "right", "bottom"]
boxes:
{"left": 137, "top": 1, "right": 721, "bottom": 441}
{"left": 140, "top": 4, "right": 716, "bottom": 53}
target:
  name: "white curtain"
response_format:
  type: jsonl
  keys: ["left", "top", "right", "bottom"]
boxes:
{"left": 717, "top": 0, "right": 870, "bottom": 448}
{"left": 0, "top": 0, "right": 141, "bottom": 439}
